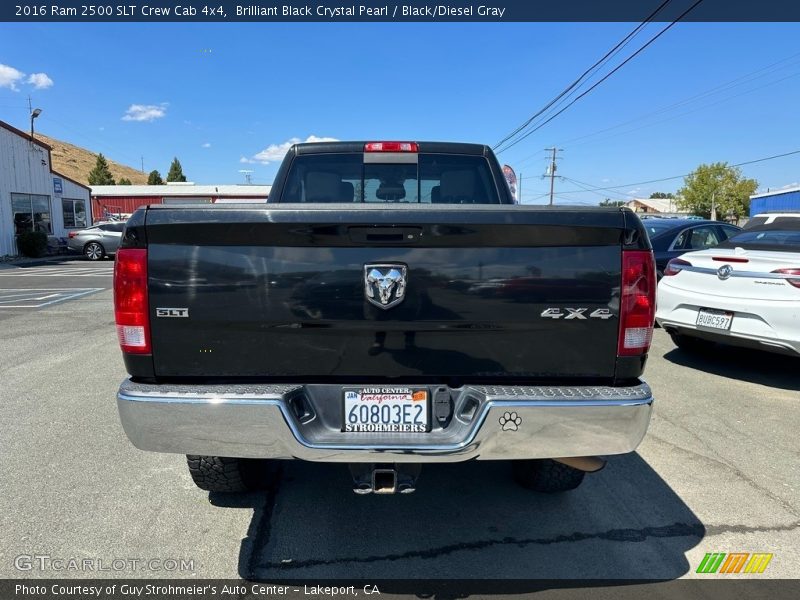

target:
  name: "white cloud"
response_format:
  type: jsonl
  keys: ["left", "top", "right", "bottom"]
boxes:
{"left": 601, "top": 178, "right": 611, "bottom": 183}
{"left": 27, "top": 73, "right": 53, "bottom": 89}
{"left": 0, "top": 63, "right": 25, "bottom": 91}
{"left": 122, "top": 102, "right": 168, "bottom": 122}
{"left": 248, "top": 135, "right": 338, "bottom": 164}
{"left": 627, "top": 188, "right": 642, "bottom": 196}
{"left": 201, "top": 142, "right": 211, "bottom": 148}
{"left": 240, "top": 156, "right": 255, "bottom": 164}
{"left": 779, "top": 182, "right": 799, "bottom": 190}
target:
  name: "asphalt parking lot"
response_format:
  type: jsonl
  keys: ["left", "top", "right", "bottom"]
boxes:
{"left": 0, "top": 260, "right": 797, "bottom": 582}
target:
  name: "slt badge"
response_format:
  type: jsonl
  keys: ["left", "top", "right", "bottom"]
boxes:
{"left": 364, "top": 263, "right": 408, "bottom": 310}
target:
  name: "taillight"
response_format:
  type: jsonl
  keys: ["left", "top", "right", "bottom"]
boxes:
{"left": 68, "top": 231, "right": 78, "bottom": 238}
{"left": 618, "top": 250, "right": 656, "bottom": 356}
{"left": 664, "top": 257, "right": 691, "bottom": 276}
{"left": 773, "top": 268, "right": 800, "bottom": 288}
{"left": 114, "top": 248, "right": 150, "bottom": 354}
{"left": 364, "top": 141, "right": 418, "bottom": 152}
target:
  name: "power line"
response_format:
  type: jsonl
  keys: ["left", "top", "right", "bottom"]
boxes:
{"left": 510, "top": 50, "right": 800, "bottom": 172}
{"left": 496, "top": 0, "right": 706, "bottom": 155}
{"left": 557, "top": 70, "right": 800, "bottom": 151}
{"left": 555, "top": 148, "right": 800, "bottom": 196}
{"left": 492, "top": 0, "right": 673, "bottom": 151}
{"left": 560, "top": 176, "right": 632, "bottom": 202}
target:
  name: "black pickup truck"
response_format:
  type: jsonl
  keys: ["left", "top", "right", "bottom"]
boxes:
{"left": 115, "top": 141, "right": 656, "bottom": 495}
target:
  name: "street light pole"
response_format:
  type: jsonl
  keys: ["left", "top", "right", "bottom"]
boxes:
{"left": 30, "top": 108, "right": 42, "bottom": 140}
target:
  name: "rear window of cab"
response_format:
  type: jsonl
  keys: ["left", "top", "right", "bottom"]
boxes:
{"left": 280, "top": 153, "right": 501, "bottom": 204}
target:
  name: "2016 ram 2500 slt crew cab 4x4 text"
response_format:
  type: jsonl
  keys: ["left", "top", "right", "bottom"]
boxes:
{"left": 114, "top": 141, "right": 656, "bottom": 495}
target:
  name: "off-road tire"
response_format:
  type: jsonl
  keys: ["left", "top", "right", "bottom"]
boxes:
{"left": 186, "top": 455, "right": 276, "bottom": 492}
{"left": 512, "top": 459, "right": 586, "bottom": 493}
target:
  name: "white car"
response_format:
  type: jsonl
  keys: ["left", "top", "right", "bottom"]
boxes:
{"left": 656, "top": 213, "right": 800, "bottom": 356}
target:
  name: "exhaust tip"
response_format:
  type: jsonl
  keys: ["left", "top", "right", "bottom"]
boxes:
{"left": 354, "top": 483, "right": 373, "bottom": 495}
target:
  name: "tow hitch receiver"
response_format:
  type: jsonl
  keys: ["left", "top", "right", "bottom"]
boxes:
{"left": 349, "top": 463, "right": 421, "bottom": 494}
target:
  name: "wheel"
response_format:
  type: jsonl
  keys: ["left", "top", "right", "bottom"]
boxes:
{"left": 83, "top": 241, "right": 105, "bottom": 261}
{"left": 669, "top": 332, "right": 713, "bottom": 352}
{"left": 186, "top": 455, "right": 277, "bottom": 492}
{"left": 512, "top": 459, "right": 585, "bottom": 493}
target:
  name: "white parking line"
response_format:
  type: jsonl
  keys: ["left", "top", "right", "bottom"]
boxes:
{"left": 0, "top": 288, "right": 104, "bottom": 308}
{"left": 0, "top": 267, "right": 113, "bottom": 277}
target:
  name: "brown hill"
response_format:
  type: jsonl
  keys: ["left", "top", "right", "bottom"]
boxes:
{"left": 35, "top": 133, "right": 148, "bottom": 185}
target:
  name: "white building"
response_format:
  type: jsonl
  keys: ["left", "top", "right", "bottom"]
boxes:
{"left": 0, "top": 120, "right": 91, "bottom": 257}
{"left": 625, "top": 197, "right": 689, "bottom": 217}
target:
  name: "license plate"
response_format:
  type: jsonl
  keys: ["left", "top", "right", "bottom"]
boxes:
{"left": 343, "top": 387, "right": 429, "bottom": 433}
{"left": 696, "top": 308, "right": 733, "bottom": 330}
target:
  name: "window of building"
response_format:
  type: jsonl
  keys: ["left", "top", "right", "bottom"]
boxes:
{"left": 62, "top": 198, "right": 87, "bottom": 228}
{"left": 11, "top": 193, "right": 52, "bottom": 235}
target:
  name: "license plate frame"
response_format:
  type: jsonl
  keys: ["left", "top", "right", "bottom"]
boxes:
{"left": 696, "top": 308, "right": 734, "bottom": 331}
{"left": 342, "top": 387, "right": 430, "bottom": 433}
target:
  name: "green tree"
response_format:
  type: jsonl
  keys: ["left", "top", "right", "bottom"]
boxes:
{"left": 87, "top": 153, "right": 115, "bottom": 185}
{"left": 599, "top": 199, "right": 626, "bottom": 207}
{"left": 166, "top": 157, "right": 187, "bottom": 182}
{"left": 117, "top": 177, "right": 132, "bottom": 185}
{"left": 147, "top": 170, "right": 164, "bottom": 185}
{"left": 677, "top": 162, "right": 757, "bottom": 220}
{"left": 649, "top": 192, "right": 675, "bottom": 199}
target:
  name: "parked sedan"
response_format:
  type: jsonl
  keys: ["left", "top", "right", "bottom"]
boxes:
{"left": 656, "top": 213, "right": 800, "bottom": 357}
{"left": 643, "top": 218, "right": 741, "bottom": 279}
{"left": 67, "top": 222, "right": 125, "bottom": 260}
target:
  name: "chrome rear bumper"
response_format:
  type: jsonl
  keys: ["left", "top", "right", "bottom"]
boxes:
{"left": 117, "top": 380, "right": 653, "bottom": 463}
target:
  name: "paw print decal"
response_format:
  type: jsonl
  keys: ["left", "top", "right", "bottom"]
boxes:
{"left": 499, "top": 411, "right": 521, "bottom": 431}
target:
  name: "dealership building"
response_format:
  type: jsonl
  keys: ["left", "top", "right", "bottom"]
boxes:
{"left": 750, "top": 187, "right": 800, "bottom": 216}
{"left": 90, "top": 183, "right": 271, "bottom": 220}
{"left": 0, "top": 120, "right": 91, "bottom": 257}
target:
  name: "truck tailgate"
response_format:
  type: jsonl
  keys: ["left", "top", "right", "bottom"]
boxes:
{"left": 144, "top": 205, "right": 626, "bottom": 381}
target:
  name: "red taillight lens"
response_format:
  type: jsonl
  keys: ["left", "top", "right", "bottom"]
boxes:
{"left": 114, "top": 248, "right": 150, "bottom": 354}
{"left": 68, "top": 231, "right": 78, "bottom": 238}
{"left": 618, "top": 250, "right": 656, "bottom": 356}
{"left": 364, "top": 141, "right": 418, "bottom": 152}
{"left": 773, "top": 268, "right": 800, "bottom": 288}
{"left": 664, "top": 258, "right": 691, "bottom": 277}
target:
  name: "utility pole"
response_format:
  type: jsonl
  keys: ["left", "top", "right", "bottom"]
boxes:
{"left": 141, "top": 156, "right": 144, "bottom": 173}
{"left": 710, "top": 191, "right": 716, "bottom": 221}
{"left": 545, "top": 147, "right": 562, "bottom": 206}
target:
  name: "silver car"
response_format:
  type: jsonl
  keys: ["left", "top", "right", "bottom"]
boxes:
{"left": 67, "top": 221, "right": 125, "bottom": 260}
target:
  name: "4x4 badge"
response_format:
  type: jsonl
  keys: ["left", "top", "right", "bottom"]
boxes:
{"left": 364, "top": 264, "right": 407, "bottom": 310}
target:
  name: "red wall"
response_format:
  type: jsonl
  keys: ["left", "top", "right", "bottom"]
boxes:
{"left": 92, "top": 195, "right": 270, "bottom": 221}
{"left": 92, "top": 197, "right": 162, "bottom": 221}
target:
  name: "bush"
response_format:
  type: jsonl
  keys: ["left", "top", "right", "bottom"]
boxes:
{"left": 16, "top": 231, "right": 48, "bottom": 258}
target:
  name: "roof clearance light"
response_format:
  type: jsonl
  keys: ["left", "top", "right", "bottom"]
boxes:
{"left": 364, "top": 142, "right": 418, "bottom": 152}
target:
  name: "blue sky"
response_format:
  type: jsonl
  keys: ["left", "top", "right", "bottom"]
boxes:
{"left": 2, "top": 22, "right": 799, "bottom": 203}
